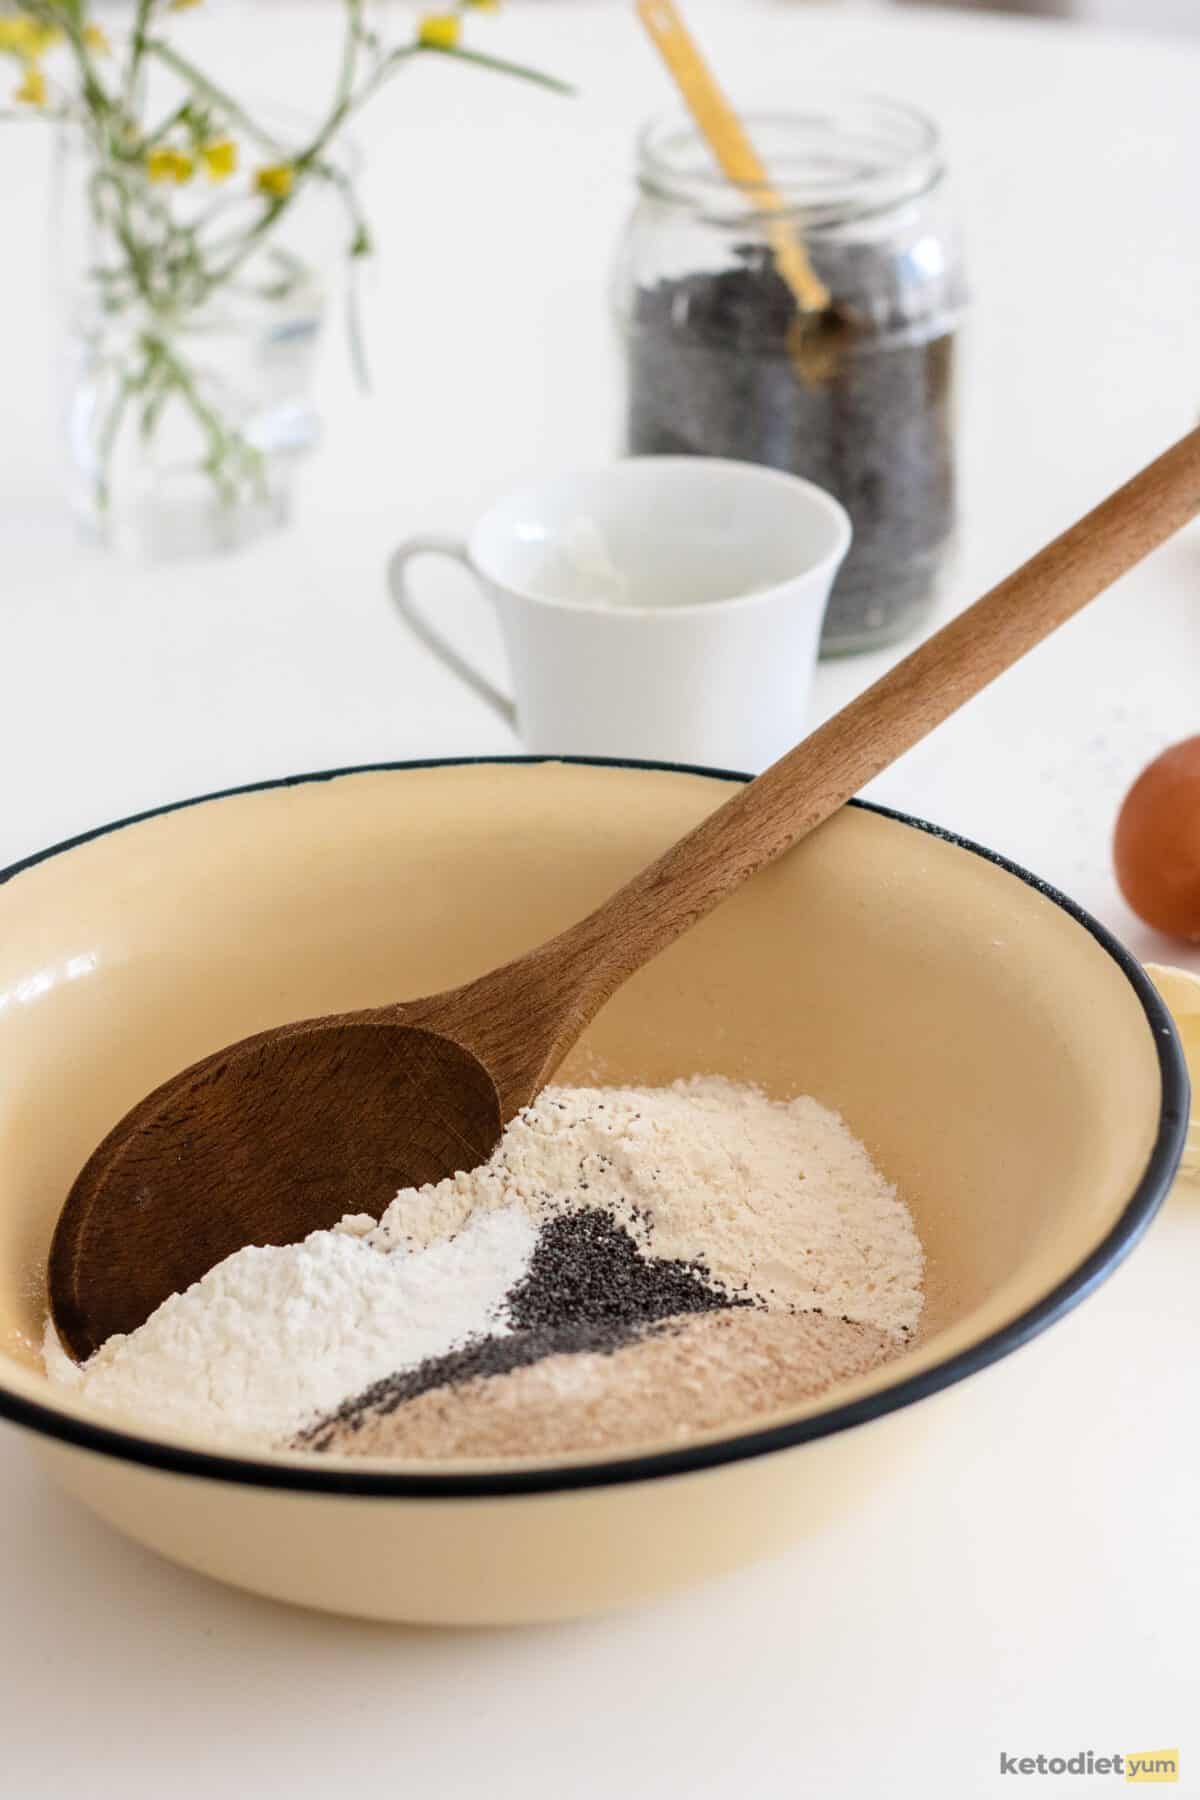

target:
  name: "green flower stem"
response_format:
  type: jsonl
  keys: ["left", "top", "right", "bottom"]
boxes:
{"left": 332, "top": 0, "right": 364, "bottom": 116}
{"left": 94, "top": 365, "right": 133, "bottom": 512}
{"left": 324, "top": 41, "right": 419, "bottom": 140}
{"left": 294, "top": 0, "right": 387, "bottom": 171}
{"left": 37, "top": 0, "right": 116, "bottom": 135}
{"left": 203, "top": 193, "right": 288, "bottom": 288}
{"left": 138, "top": 98, "right": 192, "bottom": 155}
{"left": 90, "top": 168, "right": 157, "bottom": 309}
{"left": 149, "top": 333, "right": 265, "bottom": 504}
{"left": 122, "top": 0, "right": 154, "bottom": 111}
{"left": 143, "top": 39, "right": 285, "bottom": 155}
{"left": 95, "top": 331, "right": 264, "bottom": 513}
{"left": 419, "top": 42, "right": 575, "bottom": 95}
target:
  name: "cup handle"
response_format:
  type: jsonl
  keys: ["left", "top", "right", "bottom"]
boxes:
{"left": 386, "top": 536, "right": 517, "bottom": 729}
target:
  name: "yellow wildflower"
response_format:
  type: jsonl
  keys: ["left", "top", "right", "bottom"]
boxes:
{"left": 83, "top": 23, "right": 110, "bottom": 53}
{"left": 200, "top": 138, "right": 238, "bottom": 182}
{"left": 254, "top": 162, "right": 293, "bottom": 200}
{"left": 0, "top": 17, "right": 32, "bottom": 56}
{"left": 0, "top": 16, "right": 58, "bottom": 59}
{"left": 13, "top": 61, "right": 45, "bottom": 104}
{"left": 146, "top": 145, "right": 194, "bottom": 184}
{"left": 418, "top": 12, "right": 460, "bottom": 49}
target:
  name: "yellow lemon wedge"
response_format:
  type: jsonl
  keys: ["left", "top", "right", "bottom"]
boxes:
{"left": 1145, "top": 963, "right": 1200, "bottom": 1177}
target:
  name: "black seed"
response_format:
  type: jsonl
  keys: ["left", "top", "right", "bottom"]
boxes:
{"left": 626, "top": 248, "right": 959, "bottom": 651}
{"left": 298, "top": 1206, "right": 755, "bottom": 1451}
{"left": 506, "top": 1207, "right": 739, "bottom": 1332}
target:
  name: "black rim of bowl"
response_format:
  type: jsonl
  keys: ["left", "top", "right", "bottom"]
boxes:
{"left": 0, "top": 755, "right": 1189, "bottom": 1497}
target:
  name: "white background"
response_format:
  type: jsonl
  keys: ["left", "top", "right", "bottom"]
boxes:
{"left": 1, "top": 3, "right": 1198, "bottom": 1794}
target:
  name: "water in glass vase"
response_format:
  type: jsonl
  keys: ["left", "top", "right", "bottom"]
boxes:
{"left": 66, "top": 270, "right": 325, "bottom": 559}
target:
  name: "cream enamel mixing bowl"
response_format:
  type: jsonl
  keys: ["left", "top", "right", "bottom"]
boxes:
{"left": 0, "top": 759, "right": 1187, "bottom": 1624}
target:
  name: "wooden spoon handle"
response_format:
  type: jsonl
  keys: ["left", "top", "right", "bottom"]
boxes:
{"left": 543, "top": 425, "right": 1200, "bottom": 1014}
{"left": 635, "top": 0, "right": 830, "bottom": 314}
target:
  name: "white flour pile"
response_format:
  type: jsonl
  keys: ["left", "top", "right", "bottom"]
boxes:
{"left": 44, "top": 1078, "right": 924, "bottom": 1455}
{"left": 44, "top": 1208, "right": 536, "bottom": 1445}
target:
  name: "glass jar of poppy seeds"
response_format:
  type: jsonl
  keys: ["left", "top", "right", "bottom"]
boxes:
{"left": 615, "top": 95, "right": 966, "bottom": 656}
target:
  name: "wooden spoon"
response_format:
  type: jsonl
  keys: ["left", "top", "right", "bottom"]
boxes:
{"left": 635, "top": 0, "right": 841, "bottom": 381}
{"left": 635, "top": 0, "right": 830, "bottom": 316}
{"left": 51, "top": 427, "right": 1200, "bottom": 1360}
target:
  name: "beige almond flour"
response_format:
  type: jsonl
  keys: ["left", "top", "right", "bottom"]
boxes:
{"left": 366, "top": 1077, "right": 924, "bottom": 1334}
{"left": 308, "top": 1309, "right": 896, "bottom": 1460}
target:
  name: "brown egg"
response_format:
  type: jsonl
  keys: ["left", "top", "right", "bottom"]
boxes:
{"left": 1114, "top": 736, "right": 1200, "bottom": 940}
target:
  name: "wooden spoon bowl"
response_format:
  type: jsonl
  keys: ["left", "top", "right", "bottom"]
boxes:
{"left": 51, "top": 1024, "right": 500, "bottom": 1358}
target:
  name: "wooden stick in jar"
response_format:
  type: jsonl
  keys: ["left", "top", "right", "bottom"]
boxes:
{"left": 634, "top": 0, "right": 831, "bottom": 316}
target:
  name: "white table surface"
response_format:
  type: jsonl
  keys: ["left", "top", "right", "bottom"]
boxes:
{"left": 2, "top": 3, "right": 1199, "bottom": 1794}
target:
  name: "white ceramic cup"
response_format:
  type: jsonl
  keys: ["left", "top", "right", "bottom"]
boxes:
{"left": 387, "top": 457, "right": 851, "bottom": 772}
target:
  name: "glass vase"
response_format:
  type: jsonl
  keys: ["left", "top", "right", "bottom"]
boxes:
{"left": 55, "top": 126, "right": 345, "bottom": 561}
